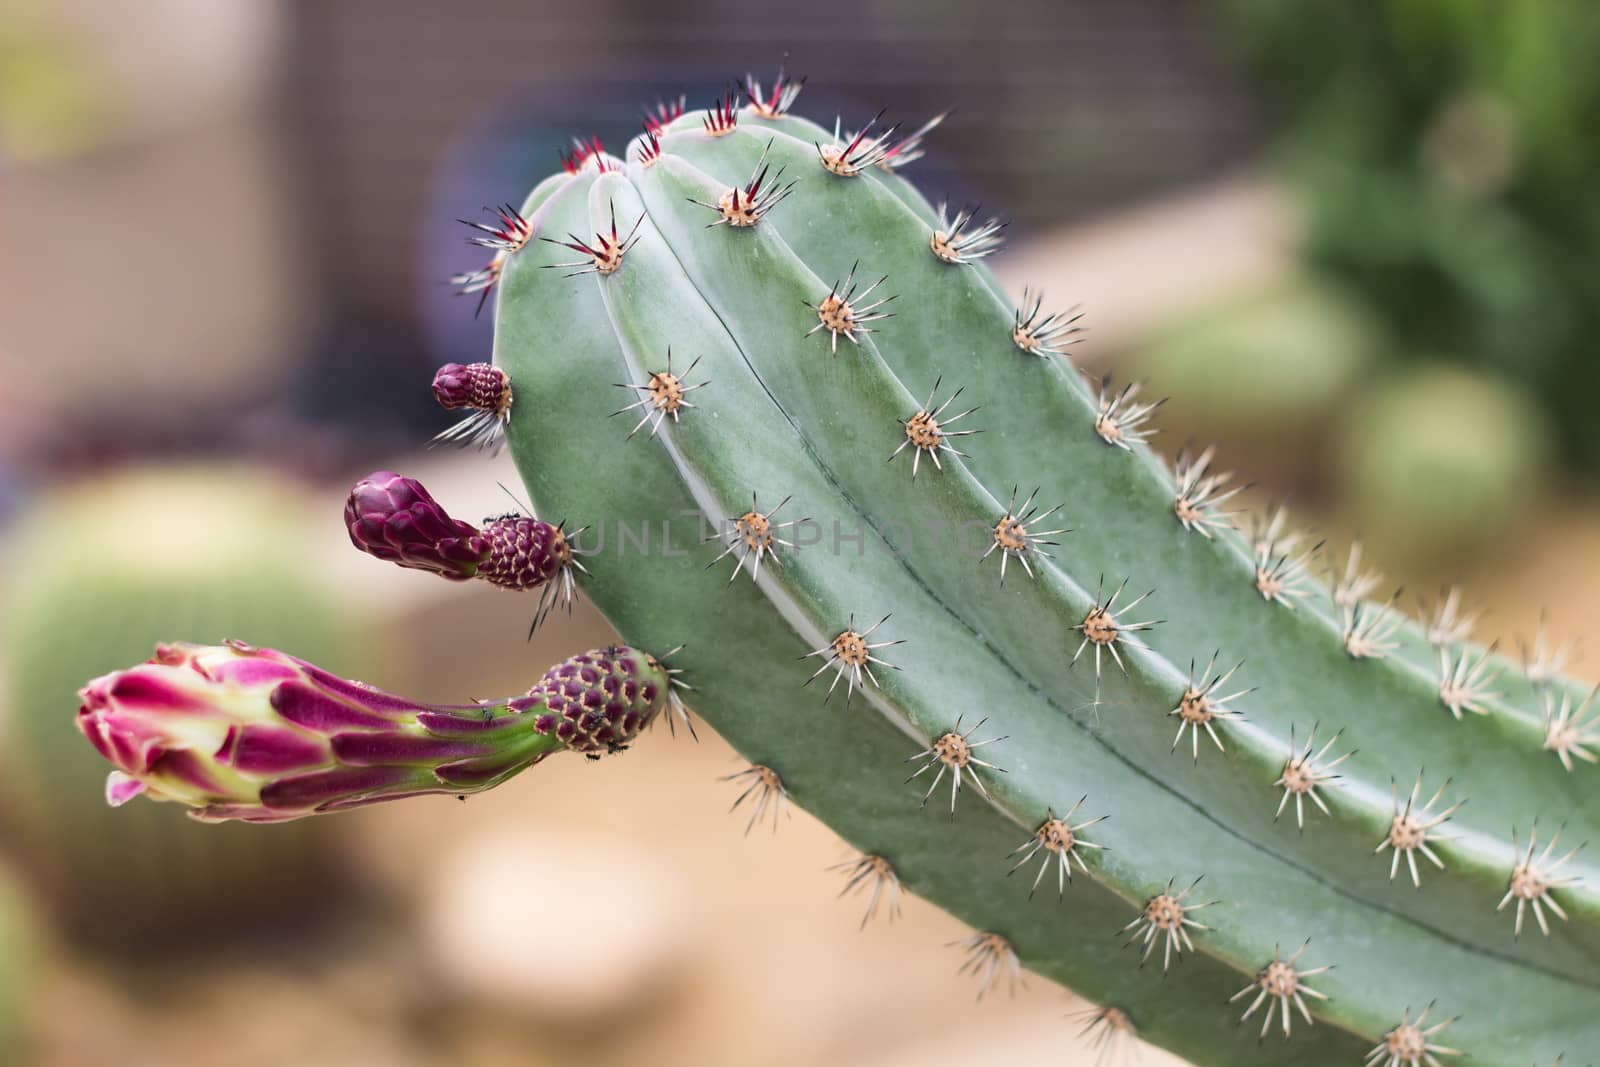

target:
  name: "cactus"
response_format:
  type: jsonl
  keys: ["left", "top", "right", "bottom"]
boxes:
{"left": 82, "top": 78, "right": 1597, "bottom": 1064}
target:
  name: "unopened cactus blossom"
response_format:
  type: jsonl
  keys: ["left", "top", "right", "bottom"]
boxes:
{"left": 345, "top": 471, "right": 582, "bottom": 622}
{"left": 431, "top": 361, "right": 514, "bottom": 451}
{"left": 344, "top": 471, "right": 491, "bottom": 581}
{"left": 77, "top": 641, "right": 675, "bottom": 823}
{"left": 432, "top": 361, "right": 512, "bottom": 415}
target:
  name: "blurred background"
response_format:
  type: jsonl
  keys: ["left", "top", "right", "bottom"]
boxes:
{"left": 1, "top": 1, "right": 1597, "bottom": 1063}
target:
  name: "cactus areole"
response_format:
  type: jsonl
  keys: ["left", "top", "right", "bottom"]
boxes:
{"left": 80, "top": 75, "right": 1597, "bottom": 1065}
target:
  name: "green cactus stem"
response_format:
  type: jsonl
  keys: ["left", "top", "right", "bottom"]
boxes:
{"left": 480, "top": 85, "right": 1597, "bottom": 1066}
{"left": 78, "top": 74, "right": 1600, "bottom": 1065}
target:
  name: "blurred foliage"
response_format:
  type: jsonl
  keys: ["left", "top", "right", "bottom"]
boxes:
{"left": 1224, "top": 0, "right": 1600, "bottom": 473}
{"left": 0, "top": 467, "right": 362, "bottom": 956}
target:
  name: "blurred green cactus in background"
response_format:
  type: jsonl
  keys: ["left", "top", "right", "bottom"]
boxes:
{"left": 0, "top": 861, "right": 33, "bottom": 1060}
{"left": 1135, "top": 282, "right": 1377, "bottom": 434}
{"left": 1338, "top": 364, "right": 1549, "bottom": 562}
{"left": 0, "top": 467, "right": 361, "bottom": 953}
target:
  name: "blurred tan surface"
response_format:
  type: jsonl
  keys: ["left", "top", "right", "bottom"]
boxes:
{"left": 0, "top": 2, "right": 308, "bottom": 432}
{"left": 0, "top": 117, "right": 310, "bottom": 424}
{"left": 993, "top": 173, "right": 1299, "bottom": 357}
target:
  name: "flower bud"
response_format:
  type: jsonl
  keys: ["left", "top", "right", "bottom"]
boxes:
{"left": 77, "top": 641, "right": 674, "bottom": 822}
{"left": 431, "top": 363, "right": 514, "bottom": 452}
{"left": 344, "top": 471, "right": 490, "bottom": 581}
{"left": 344, "top": 473, "right": 581, "bottom": 626}
{"left": 432, "top": 362, "right": 512, "bottom": 415}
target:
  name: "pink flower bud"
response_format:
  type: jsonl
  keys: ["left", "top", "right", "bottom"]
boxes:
{"left": 77, "top": 642, "right": 676, "bottom": 822}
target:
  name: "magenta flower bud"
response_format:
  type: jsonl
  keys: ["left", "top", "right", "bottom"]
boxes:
{"left": 433, "top": 362, "right": 512, "bottom": 414}
{"left": 344, "top": 471, "right": 491, "bottom": 581}
{"left": 431, "top": 363, "right": 514, "bottom": 452}
{"left": 344, "top": 472, "right": 586, "bottom": 629}
{"left": 77, "top": 641, "right": 678, "bottom": 822}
